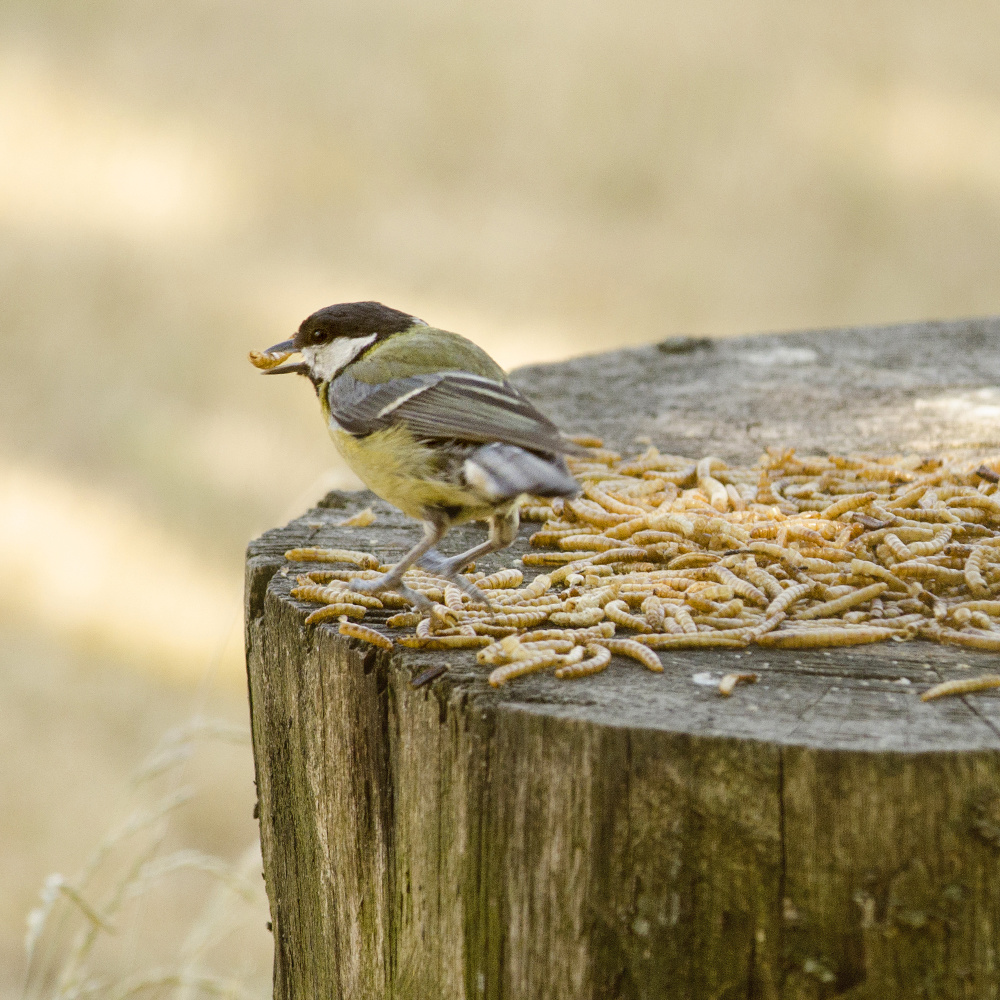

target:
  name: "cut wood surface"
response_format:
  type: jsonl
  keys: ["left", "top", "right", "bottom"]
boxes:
{"left": 246, "top": 317, "right": 1000, "bottom": 999}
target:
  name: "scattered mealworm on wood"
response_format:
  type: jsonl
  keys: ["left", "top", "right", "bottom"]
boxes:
{"left": 398, "top": 635, "right": 493, "bottom": 649}
{"left": 490, "top": 647, "right": 582, "bottom": 686}
{"left": 920, "top": 675, "right": 1000, "bottom": 701}
{"left": 387, "top": 612, "right": 422, "bottom": 628}
{"left": 554, "top": 644, "right": 611, "bottom": 680}
{"left": 338, "top": 620, "right": 393, "bottom": 649}
{"left": 304, "top": 603, "right": 368, "bottom": 623}
{"left": 284, "top": 547, "right": 381, "bottom": 569}
{"left": 821, "top": 491, "right": 879, "bottom": 519}
{"left": 332, "top": 508, "right": 375, "bottom": 529}
{"left": 477, "top": 568, "right": 524, "bottom": 590}
{"left": 718, "top": 672, "right": 758, "bottom": 696}
{"left": 595, "top": 638, "right": 664, "bottom": 672}
{"left": 279, "top": 441, "right": 1000, "bottom": 687}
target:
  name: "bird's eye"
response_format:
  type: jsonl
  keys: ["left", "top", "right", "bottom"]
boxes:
{"left": 311, "top": 330, "right": 329, "bottom": 345}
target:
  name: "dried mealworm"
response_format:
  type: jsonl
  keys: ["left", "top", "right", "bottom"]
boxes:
{"left": 754, "top": 626, "right": 896, "bottom": 648}
{"left": 920, "top": 675, "right": 1000, "bottom": 701}
{"left": 636, "top": 632, "right": 748, "bottom": 649}
{"left": 337, "top": 507, "right": 376, "bottom": 527}
{"left": 477, "top": 568, "right": 524, "bottom": 590}
{"left": 964, "top": 546, "right": 990, "bottom": 595}
{"left": 284, "top": 547, "right": 381, "bottom": 569}
{"left": 594, "top": 638, "right": 664, "bottom": 672}
{"left": 882, "top": 533, "right": 912, "bottom": 563}
{"left": 764, "top": 582, "right": 815, "bottom": 618}
{"left": 521, "top": 574, "right": 553, "bottom": 598}
{"left": 736, "top": 611, "right": 786, "bottom": 641}
{"left": 559, "top": 534, "right": 626, "bottom": 552}
{"left": 697, "top": 456, "right": 730, "bottom": 512}
{"left": 487, "top": 607, "right": 551, "bottom": 628}
{"left": 519, "top": 505, "right": 555, "bottom": 521}
{"left": 603, "top": 599, "right": 653, "bottom": 632}
{"left": 443, "top": 584, "right": 466, "bottom": 612}
{"left": 490, "top": 647, "right": 581, "bottom": 686}
{"left": 820, "top": 491, "right": 879, "bottom": 520}
{"left": 338, "top": 621, "right": 393, "bottom": 650}
{"left": 641, "top": 595, "right": 668, "bottom": 631}
{"left": 892, "top": 561, "right": 966, "bottom": 586}
{"left": 958, "top": 600, "right": 1000, "bottom": 615}
{"left": 711, "top": 565, "right": 767, "bottom": 605}
{"left": 303, "top": 603, "right": 368, "bottom": 623}
{"left": 939, "top": 629, "right": 1000, "bottom": 651}
{"left": 748, "top": 542, "right": 807, "bottom": 569}
{"left": 583, "top": 482, "right": 648, "bottom": 516}
{"left": 945, "top": 493, "right": 1000, "bottom": 517}
{"left": 548, "top": 607, "right": 606, "bottom": 627}
{"left": 398, "top": 635, "right": 492, "bottom": 649}
{"left": 470, "top": 622, "right": 520, "bottom": 637}
{"left": 521, "top": 639, "right": 576, "bottom": 654}
{"left": 248, "top": 348, "right": 293, "bottom": 370}
{"left": 566, "top": 499, "right": 632, "bottom": 527}
{"left": 430, "top": 603, "right": 459, "bottom": 628}
{"left": 554, "top": 644, "right": 611, "bottom": 680}
{"left": 523, "top": 551, "right": 594, "bottom": 566}
{"left": 387, "top": 611, "right": 422, "bottom": 628}
{"left": 565, "top": 585, "right": 618, "bottom": 610}
{"left": 603, "top": 515, "right": 651, "bottom": 540}
{"left": 970, "top": 611, "right": 995, "bottom": 630}
{"left": 906, "top": 526, "right": 953, "bottom": 558}
{"left": 794, "top": 581, "right": 888, "bottom": 620}
{"left": 669, "top": 603, "right": 699, "bottom": 635}
{"left": 519, "top": 623, "right": 616, "bottom": 642}
{"left": 718, "top": 672, "right": 758, "bottom": 696}
{"left": 290, "top": 584, "right": 384, "bottom": 609}
{"left": 848, "top": 558, "right": 909, "bottom": 592}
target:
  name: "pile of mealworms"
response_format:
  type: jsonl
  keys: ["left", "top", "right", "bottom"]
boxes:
{"left": 282, "top": 438, "right": 1000, "bottom": 693}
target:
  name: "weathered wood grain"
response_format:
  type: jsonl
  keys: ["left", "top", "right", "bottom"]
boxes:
{"left": 247, "top": 317, "right": 1000, "bottom": 999}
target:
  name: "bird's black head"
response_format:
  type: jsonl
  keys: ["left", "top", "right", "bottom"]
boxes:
{"left": 293, "top": 301, "right": 420, "bottom": 351}
{"left": 260, "top": 301, "right": 424, "bottom": 382}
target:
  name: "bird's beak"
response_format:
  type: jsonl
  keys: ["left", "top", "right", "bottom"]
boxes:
{"left": 260, "top": 338, "right": 309, "bottom": 375}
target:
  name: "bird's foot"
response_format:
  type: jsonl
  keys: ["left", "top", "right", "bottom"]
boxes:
{"left": 417, "top": 551, "right": 494, "bottom": 609}
{"left": 348, "top": 575, "right": 435, "bottom": 612}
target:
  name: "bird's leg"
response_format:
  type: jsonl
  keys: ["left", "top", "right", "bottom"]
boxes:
{"left": 349, "top": 518, "right": 447, "bottom": 610}
{"left": 418, "top": 507, "right": 521, "bottom": 605}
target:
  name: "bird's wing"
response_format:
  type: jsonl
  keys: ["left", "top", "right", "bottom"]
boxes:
{"left": 327, "top": 371, "right": 576, "bottom": 454}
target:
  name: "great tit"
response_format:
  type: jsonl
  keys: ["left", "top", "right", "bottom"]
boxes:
{"left": 259, "top": 301, "right": 580, "bottom": 608}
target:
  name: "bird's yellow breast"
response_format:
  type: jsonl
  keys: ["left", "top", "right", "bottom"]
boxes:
{"left": 327, "top": 423, "right": 496, "bottom": 523}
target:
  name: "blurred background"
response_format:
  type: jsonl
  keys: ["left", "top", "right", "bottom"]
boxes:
{"left": 4, "top": 0, "right": 1000, "bottom": 994}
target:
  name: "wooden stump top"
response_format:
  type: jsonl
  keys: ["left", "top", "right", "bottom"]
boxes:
{"left": 248, "top": 316, "right": 1000, "bottom": 754}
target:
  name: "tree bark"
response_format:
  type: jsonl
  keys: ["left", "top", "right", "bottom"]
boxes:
{"left": 247, "top": 316, "right": 1000, "bottom": 999}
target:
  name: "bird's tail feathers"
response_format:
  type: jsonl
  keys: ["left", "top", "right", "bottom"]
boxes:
{"left": 464, "top": 443, "right": 580, "bottom": 501}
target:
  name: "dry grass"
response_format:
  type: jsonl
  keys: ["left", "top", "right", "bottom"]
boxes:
{"left": 20, "top": 717, "right": 271, "bottom": 1000}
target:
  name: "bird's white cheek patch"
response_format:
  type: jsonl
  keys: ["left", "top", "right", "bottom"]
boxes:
{"left": 309, "top": 334, "right": 377, "bottom": 381}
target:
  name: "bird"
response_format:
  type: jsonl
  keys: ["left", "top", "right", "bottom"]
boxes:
{"left": 256, "top": 301, "right": 580, "bottom": 609}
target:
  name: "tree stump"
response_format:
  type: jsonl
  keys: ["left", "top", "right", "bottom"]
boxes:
{"left": 246, "top": 317, "right": 1000, "bottom": 1000}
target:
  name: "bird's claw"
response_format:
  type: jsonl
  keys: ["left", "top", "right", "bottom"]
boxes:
{"left": 416, "top": 551, "right": 494, "bottom": 609}
{"left": 348, "top": 576, "right": 434, "bottom": 612}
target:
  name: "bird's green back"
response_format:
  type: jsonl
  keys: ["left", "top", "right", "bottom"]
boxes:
{"left": 348, "top": 326, "right": 507, "bottom": 384}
